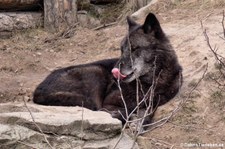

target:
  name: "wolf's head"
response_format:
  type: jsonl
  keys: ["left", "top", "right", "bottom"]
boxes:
{"left": 112, "top": 13, "right": 170, "bottom": 83}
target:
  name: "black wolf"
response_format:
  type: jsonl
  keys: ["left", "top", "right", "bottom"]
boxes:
{"left": 33, "top": 13, "right": 182, "bottom": 125}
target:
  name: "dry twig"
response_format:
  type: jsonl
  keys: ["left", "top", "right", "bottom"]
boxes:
{"left": 200, "top": 14, "right": 225, "bottom": 89}
{"left": 80, "top": 101, "right": 84, "bottom": 141}
{"left": 113, "top": 38, "right": 163, "bottom": 148}
{"left": 22, "top": 98, "right": 54, "bottom": 149}
{"left": 142, "top": 63, "right": 207, "bottom": 134}
{"left": 200, "top": 20, "right": 225, "bottom": 69}
{"left": 44, "top": 23, "right": 79, "bottom": 43}
{"left": 93, "top": 22, "right": 117, "bottom": 31}
{"left": 222, "top": 10, "right": 225, "bottom": 38}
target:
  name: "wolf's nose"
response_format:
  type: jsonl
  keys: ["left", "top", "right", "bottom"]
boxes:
{"left": 112, "top": 68, "right": 127, "bottom": 79}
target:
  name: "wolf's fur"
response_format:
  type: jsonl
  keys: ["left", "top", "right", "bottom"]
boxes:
{"left": 33, "top": 13, "right": 182, "bottom": 125}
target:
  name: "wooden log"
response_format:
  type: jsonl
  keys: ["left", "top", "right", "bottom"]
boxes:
{"left": 0, "top": 0, "right": 42, "bottom": 11}
{"left": 131, "top": 0, "right": 158, "bottom": 21}
{"left": 0, "top": 12, "right": 43, "bottom": 38}
{"left": 127, "top": 0, "right": 152, "bottom": 11}
{"left": 44, "top": 0, "right": 77, "bottom": 33}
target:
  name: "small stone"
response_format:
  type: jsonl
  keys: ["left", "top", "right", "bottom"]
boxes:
{"left": 23, "top": 96, "right": 30, "bottom": 101}
{"left": 36, "top": 52, "right": 42, "bottom": 56}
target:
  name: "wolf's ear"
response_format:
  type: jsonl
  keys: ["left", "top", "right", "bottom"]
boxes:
{"left": 127, "top": 16, "right": 138, "bottom": 30}
{"left": 143, "top": 13, "right": 164, "bottom": 39}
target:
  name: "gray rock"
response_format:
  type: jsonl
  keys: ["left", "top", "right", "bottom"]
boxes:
{"left": 0, "top": 103, "right": 139, "bottom": 149}
{"left": 0, "top": 12, "right": 43, "bottom": 38}
{"left": 77, "top": 12, "right": 101, "bottom": 28}
{"left": 0, "top": 12, "right": 43, "bottom": 31}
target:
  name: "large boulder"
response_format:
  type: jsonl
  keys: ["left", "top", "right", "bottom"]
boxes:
{"left": 0, "top": 103, "right": 139, "bottom": 149}
{"left": 0, "top": 12, "right": 43, "bottom": 39}
{"left": 77, "top": 11, "right": 101, "bottom": 28}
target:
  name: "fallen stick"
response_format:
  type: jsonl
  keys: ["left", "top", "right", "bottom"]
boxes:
{"left": 93, "top": 22, "right": 117, "bottom": 30}
{"left": 131, "top": 0, "right": 158, "bottom": 21}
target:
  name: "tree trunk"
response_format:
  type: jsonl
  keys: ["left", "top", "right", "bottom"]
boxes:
{"left": 44, "top": 0, "right": 77, "bottom": 33}
{"left": 128, "top": 0, "right": 152, "bottom": 11}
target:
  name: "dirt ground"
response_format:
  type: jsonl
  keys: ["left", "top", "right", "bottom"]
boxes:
{"left": 0, "top": 3, "right": 225, "bottom": 149}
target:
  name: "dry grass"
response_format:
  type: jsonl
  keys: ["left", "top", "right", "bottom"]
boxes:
{"left": 144, "top": 0, "right": 225, "bottom": 13}
{"left": 171, "top": 0, "right": 225, "bottom": 9}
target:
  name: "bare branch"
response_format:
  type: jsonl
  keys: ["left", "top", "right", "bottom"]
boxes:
{"left": 201, "top": 20, "right": 225, "bottom": 69}
{"left": 142, "top": 64, "right": 207, "bottom": 134}
{"left": 207, "top": 73, "right": 225, "bottom": 88}
{"left": 80, "top": 101, "right": 84, "bottom": 141}
{"left": 22, "top": 98, "right": 54, "bottom": 149}
{"left": 222, "top": 10, "right": 225, "bottom": 38}
{"left": 116, "top": 74, "right": 129, "bottom": 119}
{"left": 93, "top": 22, "right": 117, "bottom": 31}
{"left": 200, "top": 13, "right": 225, "bottom": 91}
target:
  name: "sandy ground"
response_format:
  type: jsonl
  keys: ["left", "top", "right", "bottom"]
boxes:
{"left": 0, "top": 6, "right": 225, "bottom": 149}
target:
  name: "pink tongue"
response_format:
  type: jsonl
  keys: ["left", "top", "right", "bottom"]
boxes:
{"left": 111, "top": 68, "right": 127, "bottom": 79}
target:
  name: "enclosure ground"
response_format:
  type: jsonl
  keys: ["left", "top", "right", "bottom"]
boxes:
{"left": 0, "top": 6, "right": 225, "bottom": 149}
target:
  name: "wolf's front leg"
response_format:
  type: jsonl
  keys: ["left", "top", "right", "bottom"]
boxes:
{"left": 102, "top": 90, "right": 129, "bottom": 124}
